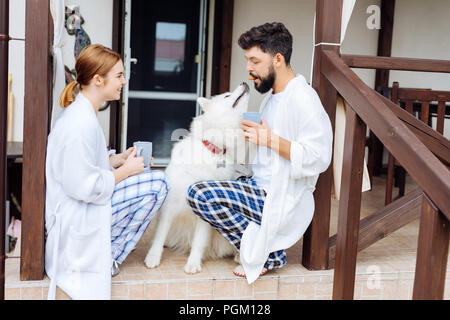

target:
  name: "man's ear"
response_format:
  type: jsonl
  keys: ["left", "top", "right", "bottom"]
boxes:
{"left": 197, "top": 97, "right": 210, "bottom": 112}
{"left": 273, "top": 53, "right": 284, "bottom": 68}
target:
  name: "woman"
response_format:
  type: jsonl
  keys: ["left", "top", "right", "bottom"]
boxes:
{"left": 45, "top": 44, "right": 169, "bottom": 300}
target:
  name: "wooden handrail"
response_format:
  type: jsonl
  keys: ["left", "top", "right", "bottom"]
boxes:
{"left": 395, "top": 88, "right": 450, "bottom": 102}
{"left": 321, "top": 50, "right": 450, "bottom": 219}
{"left": 342, "top": 54, "right": 450, "bottom": 74}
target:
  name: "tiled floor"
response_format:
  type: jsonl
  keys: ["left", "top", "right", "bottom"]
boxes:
{"left": 4, "top": 175, "right": 450, "bottom": 300}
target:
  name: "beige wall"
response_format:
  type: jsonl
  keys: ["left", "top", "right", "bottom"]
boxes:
{"left": 391, "top": 0, "right": 450, "bottom": 138}
{"left": 390, "top": 0, "right": 450, "bottom": 92}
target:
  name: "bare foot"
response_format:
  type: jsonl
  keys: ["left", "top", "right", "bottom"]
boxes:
{"left": 233, "top": 265, "right": 268, "bottom": 278}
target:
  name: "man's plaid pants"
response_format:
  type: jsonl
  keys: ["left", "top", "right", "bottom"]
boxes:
{"left": 186, "top": 176, "right": 286, "bottom": 270}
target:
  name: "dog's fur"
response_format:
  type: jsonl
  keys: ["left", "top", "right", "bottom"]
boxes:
{"left": 144, "top": 83, "right": 250, "bottom": 273}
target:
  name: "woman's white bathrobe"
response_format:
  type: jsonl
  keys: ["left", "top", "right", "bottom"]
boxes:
{"left": 45, "top": 93, "right": 116, "bottom": 299}
{"left": 240, "top": 75, "right": 333, "bottom": 283}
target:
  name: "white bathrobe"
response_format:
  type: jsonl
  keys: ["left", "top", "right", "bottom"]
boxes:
{"left": 45, "top": 93, "right": 115, "bottom": 299}
{"left": 240, "top": 74, "right": 333, "bottom": 283}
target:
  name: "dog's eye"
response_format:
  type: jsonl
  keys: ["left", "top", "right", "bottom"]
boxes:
{"left": 224, "top": 95, "right": 231, "bottom": 98}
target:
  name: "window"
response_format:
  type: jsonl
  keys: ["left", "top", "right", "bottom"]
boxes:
{"left": 154, "top": 22, "right": 187, "bottom": 74}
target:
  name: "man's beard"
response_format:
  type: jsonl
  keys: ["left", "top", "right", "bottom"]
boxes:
{"left": 253, "top": 65, "right": 275, "bottom": 94}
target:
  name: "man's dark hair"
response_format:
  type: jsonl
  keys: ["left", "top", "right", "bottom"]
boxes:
{"left": 238, "top": 22, "right": 293, "bottom": 65}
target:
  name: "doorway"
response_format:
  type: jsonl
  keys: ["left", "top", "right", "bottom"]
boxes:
{"left": 122, "top": 0, "right": 207, "bottom": 166}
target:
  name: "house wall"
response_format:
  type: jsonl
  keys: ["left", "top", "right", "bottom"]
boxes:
{"left": 8, "top": 0, "right": 450, "bottom": 143}
{"left": 8, "top": 0, "right": 113, "bottom": 143}
{"left": 8, "top": 0, "right": 25, "bottom": 143}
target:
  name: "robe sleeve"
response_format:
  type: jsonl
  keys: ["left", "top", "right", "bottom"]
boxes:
{"left": 60, "top": 132, "right": 115, "bottom": 205}
{"left": 289, "top": 107, "right": 333, "bottom": 180}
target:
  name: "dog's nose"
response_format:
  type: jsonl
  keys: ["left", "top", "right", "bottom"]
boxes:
{"left": 241, "top": 82, "right": 249, "bottom": 92}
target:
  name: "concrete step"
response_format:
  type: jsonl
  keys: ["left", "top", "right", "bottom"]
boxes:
{"left": 5, "top": 237, "right": 450, "bottom": 300}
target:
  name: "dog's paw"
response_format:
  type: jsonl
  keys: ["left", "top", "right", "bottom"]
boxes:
{"left": 144, "top": 254, "right": 161, "bottom": 269}
{"left": 184, "top": 260, "right": 202, "bottom": 274}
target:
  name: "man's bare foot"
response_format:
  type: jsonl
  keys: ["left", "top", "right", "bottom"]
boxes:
{"left": 233, "top": 265, "right": 268, "bottom": 278}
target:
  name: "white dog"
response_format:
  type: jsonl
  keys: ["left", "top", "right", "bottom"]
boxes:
{"left": 144, "top": 83, "right": 251, "bottom": 274}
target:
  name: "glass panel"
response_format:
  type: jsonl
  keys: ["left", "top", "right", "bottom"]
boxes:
{"left": 126, "top": 99, "right": 196, "bottom": 160}
{"left": 155, "top": 22, "right": 186, "bottom": 74}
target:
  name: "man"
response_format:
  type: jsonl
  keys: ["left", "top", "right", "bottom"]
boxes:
{"left": 187, "top": 22, "right": 333, "bottom": 283}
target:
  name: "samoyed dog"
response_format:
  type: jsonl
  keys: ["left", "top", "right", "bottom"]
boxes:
{"left": 144, "top": 82, "right": 251, "bottom": 274}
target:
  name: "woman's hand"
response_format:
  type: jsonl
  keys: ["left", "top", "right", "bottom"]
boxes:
{"left": 241, "top": 119, "right": 273, "bottom": 147}
{"left": 122, "top": 147, "right": 145, "bottom": 176}
{"left": 109, "top": 147, "right": 134, "bottom": 168}
{"left": 113, "top": 147, "right": 149, "bottom": 184}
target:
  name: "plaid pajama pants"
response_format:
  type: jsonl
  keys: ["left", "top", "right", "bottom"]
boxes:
{"left": 111, "top": 168, "right": 169, "bottom": 264}
{"left": 186, "top": 177, "right": 287, "bottom": 270}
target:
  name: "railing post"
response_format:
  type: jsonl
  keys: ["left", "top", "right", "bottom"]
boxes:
{"left": 412, "top": 194, "right": 449, "bottom": 300}
{"left": 332, "top": 105, "right": 366, "bottom": 300}
{"left": 302, "top": 0, "right": 342, "bottom": 271}
{"left": 21, "top": 0, "right": 52, "bottom": 280}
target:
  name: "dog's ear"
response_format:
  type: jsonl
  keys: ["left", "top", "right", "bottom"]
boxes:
{"left": 197, "top": 97, "right": 210, "bottom": 112}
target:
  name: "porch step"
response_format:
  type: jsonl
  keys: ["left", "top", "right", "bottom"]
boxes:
{"left": 5, "top": 176, "right": 450, "bottom": 300}
{"left": 5, "top": 237, "right": 450, "bottom": 300}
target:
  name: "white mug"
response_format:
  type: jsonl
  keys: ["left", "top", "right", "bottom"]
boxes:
{"left": 242, "top": 112, "right": 261, "bottom": 124}
{"left": 133, "top": 141, "right": 152, "bottom": 167}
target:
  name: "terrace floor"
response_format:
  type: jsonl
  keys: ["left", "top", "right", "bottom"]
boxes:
{"left": 4, "top": 174, "right": 450, "bottom": 300}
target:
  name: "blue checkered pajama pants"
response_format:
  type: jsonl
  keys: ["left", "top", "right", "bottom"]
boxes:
{"left": 186, "top": 177, "right": 287, "bottom": 270}
{"left": 111, "top": 168, "right": 169, "bottom": 264}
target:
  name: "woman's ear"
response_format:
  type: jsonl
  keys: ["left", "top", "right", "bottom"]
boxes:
{"left": 93, "top": 74, "right": 103, "bottom": 86}
{"left": 197, "top": 97, "right": 210, "bottom": 112}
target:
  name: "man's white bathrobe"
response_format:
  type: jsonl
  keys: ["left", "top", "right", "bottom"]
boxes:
{"left": 45, "top": 93, "right": 115, "bottom": 299}
{"left": 240, "top": 74, "right": 333, "bottom": 283}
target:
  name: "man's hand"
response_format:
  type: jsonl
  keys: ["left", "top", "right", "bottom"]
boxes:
{"left": 109, "top": 147, "right": 134, "bottom": 168}
{"left": 241, "top": 119, "right": 272, "bottom": 147}
{"left": 241, "top": 119, "right": 291, "bottom": 161}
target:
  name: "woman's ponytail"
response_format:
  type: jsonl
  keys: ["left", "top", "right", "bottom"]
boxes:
{"left": 59, "top": 80, "right": 78, "bottom": 108}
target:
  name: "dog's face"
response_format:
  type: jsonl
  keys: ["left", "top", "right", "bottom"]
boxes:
{"left": 189, "top": 83, "right": 250, "bottom": 160}
{"left": 196, "top": 82, "right": 250, "bottom": 130}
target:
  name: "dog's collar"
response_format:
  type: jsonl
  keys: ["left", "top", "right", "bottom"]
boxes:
{"left": 202, "top": 140, "right": 226, "bottom": 155}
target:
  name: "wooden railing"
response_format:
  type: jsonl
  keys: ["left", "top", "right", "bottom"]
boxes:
{"left": 321, "top": 50, "right": 450, "bottom": 300}
{"left": 341, "top": 54, "right": 450, "bottom": 74}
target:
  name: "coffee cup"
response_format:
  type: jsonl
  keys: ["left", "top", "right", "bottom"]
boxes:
{"left": 242, "top": 112, "right": 261, "bottom": 124}
{"left": 133, "top": 141, "right": 152, "bottom": 167}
